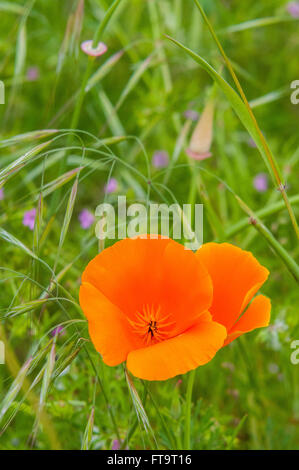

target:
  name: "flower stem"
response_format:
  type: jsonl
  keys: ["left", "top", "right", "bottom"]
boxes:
{"left": 184, "top": 369, "right": 196, "bottom": 450}
{"left": 235, "top": 195, "right": 299, "bottom": 283}
{"left": 120, "top": 385, "right": 148, "bottom": 450}
{"left": 144, "top": 382, "right": 176, "bottom": 449}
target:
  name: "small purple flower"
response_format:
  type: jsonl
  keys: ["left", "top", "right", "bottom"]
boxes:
{"left": 253, "top": 173, "right": 268, "bottom": 193}
{"left": 268, "top": 363, "right": 279, "bottom": 375}
{"left": 23, "top": 208, "right": 36, "bottom": 230}
{"left": 152, "top": 150, "right": 169, "bottom": 169}
{"left": 248, "top": 138, "right": 257, "bottom": 148}
{"left": 104, "top": 178, "right": 118, "bottom": 194}
{"left": 112, "top": 440, "right": 120, "bottom": 450}
{"left": 51, "top": 325, "right": 65, "bottom": 337}
{"left": 27, "top": 66, "right": 39, "bottom": 81}
{"left": 184, "top": 109, "right": 199, "bottom": 121}
{"left": 287, "top": 1, "right": 299, "bottom": 17}
{"left": 78, "top": 209, "right": 95, "bottom": 229}
{"left": 81, "top": 40, "right": 108, "bottom": 57}
{"left": 0, "top": 187, "right": 4, "bottom": 201}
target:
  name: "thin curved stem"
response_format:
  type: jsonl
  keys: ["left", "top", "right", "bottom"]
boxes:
{"left": 144, "top": 382, "right": 176, "bottom": 449}
{"left": 184, "top": 369, "right": 196, "bottom": 450}
{"left": 120, "top": 386, "right": 148, "bottom": 450}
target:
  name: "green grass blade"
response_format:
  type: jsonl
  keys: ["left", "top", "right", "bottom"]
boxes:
{"left": 0, "top": 1, "right": 27, "bottom": 15}
{"left": 226, "top": 195, "right": 299, "bottom": 238}
{"left": 125, "top": 368, "right": 156, "bottom": 448}
{"left": 0, "top": 140, "right": 53, "bottom": 187}
{"left": 93, "top": 0, "right": 124, "bottom": 46}
{"left": 81, "top": 407, "right": 95, "bottom": 450}
{"left": 0, "top": 357, "right": 33, "bottom": 421}
{"left": 235, "top": 196, "right": 299, "bottom": 283}
{"left": 221, "top": 16, "right": 298, "bottom": 34}
{"left": 0, "top": 130, "right": 58, "bottom": 149}
{"left": 86, "top": 50, "right": 124, "bottom": 92}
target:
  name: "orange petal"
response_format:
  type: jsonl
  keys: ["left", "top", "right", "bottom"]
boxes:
{"left": 224, "top": 295, "right": 271, "bottom": 346}
{"left": 158, "top": 239, "right": 213, "bottom": 335}
{"left": 196, "top": 243, "right": 269, "bottom": 331}
{"left": 79, "top": 282, "right": 142, "bottom": 366}
{"left": 126, "top": 318, "right": 226, "bottom": 381}
{"left": 81, "top": 237, "right": 172, "bottom": 317}
{"left": 82, "top": 237, "right": 213, "bottom": 336}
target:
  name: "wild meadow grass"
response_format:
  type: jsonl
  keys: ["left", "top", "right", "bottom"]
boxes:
{"left": 0, "top": 0, "right": 298, "bottom": 450}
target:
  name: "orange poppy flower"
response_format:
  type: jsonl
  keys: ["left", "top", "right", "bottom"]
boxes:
{"left": 196, "top": 242, "right": 271, "bottom": 346}
{"left": 79, "top": 236, "right": 226, "bottom": 380}
{"left": 79, "top": 237, "right": 270, "bottom": 381}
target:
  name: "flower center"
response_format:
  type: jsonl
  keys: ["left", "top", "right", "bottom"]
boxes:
{"left": 129, "top": 304, "right": 174, "bottom": 345}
